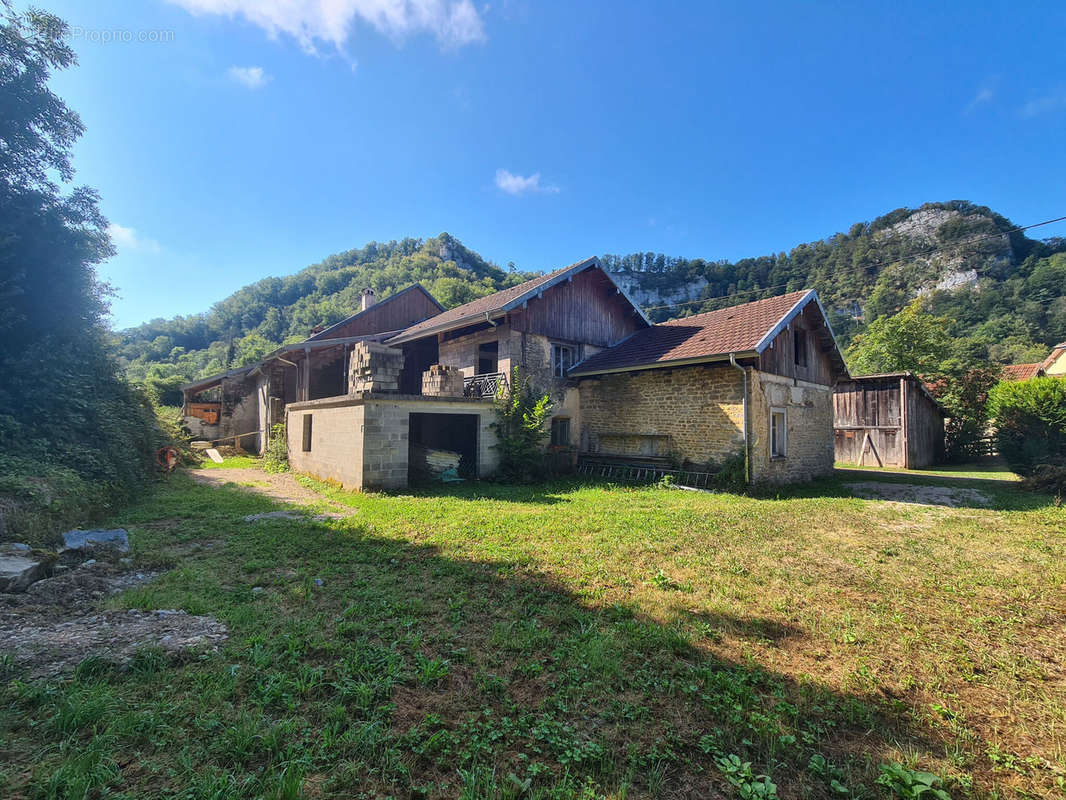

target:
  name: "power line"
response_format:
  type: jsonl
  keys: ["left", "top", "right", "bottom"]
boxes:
{"left": 636, "top": 212, "right": 1066, "bottom": 315}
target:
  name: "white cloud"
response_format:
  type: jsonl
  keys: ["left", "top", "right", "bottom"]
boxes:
{"left": 227, "top": 65, "right": 271, "bottom": 88}
{"left": 964, "top": 87, "right": 994, "bottom": 114}
{"left": 169, "top": 0, "right": 486, "bottom": 54}
{"left": 494, "top": 168, "right": 559, "bottom": 196}
{"left": 1021, "top": 88, "right": 1066, "bottom": 117}
{"left": 108, "top": 223, "right": 162, "bottom": 254}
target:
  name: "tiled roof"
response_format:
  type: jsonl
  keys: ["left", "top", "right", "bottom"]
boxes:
{"left": 1040, "top": 344, "right": 1066, "bottom": 371}
{"left": 1001, "top": 363, "right": 1045, "bottom": 381}
{"left": 570, "top": 290, "right": 813, "bottom": 375}
{"left": 388, "top": 257, "right": 629, "bottom": 343}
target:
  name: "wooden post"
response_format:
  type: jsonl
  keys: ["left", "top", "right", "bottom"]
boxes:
{"left": 899, "top": 376, "right": 910, "bottom": 469}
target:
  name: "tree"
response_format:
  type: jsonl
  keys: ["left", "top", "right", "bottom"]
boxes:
{"left": 0, "top": 4, "right": 162, "bottom": 528}
{"left": 491, "top": 368, "right": 552, "bottom": 483}
{"left": 846, "top": 301, "right": 952, "bottom": 378}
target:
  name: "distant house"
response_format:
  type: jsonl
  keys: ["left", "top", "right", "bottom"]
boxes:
{"left": 1000, "top": 342, "right": 1066, "bottom": 382}
{"left": 833, "top": 373, "right": 946, "bottom": 468}
{"left": 282, "top": 259, "right": 849, "bottom": 489}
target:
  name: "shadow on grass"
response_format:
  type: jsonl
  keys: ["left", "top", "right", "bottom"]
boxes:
{"left": 4, "top": 472, "right": 970, "bottom": 800}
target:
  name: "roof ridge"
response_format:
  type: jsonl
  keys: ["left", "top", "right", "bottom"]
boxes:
{"left": 660, "top": 288, "right": 810, "bottom": 326}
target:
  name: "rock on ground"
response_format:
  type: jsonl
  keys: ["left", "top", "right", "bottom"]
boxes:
{"left": 61, "top": 528, "right": 130, "bottom": 553}
{"left": 0, "top": 544, "right": 53, "bottom": 593}
{"left": 0, "top": 560, "right": 228, "bottom": 677}
{"left": 0, "top": 609, "right": 228, "bottom": 678}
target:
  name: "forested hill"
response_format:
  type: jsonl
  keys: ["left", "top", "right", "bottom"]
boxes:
{"left": 119, "top": 233, "right": 531, "bottom": 392}
{"left": 119, "top": 202, "right": 1066, "bottom": 401}
{"left": 607, "top": 201, "right": 1066, "bottom": 361}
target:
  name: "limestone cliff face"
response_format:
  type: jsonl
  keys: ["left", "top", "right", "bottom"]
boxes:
{"left": 608, "top": 271, "right": 709, "bottom": 312}
{"left": 608, "top": 202, "right": 1026, "bottom": 322}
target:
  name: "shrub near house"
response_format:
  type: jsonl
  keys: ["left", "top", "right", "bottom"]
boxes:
{"left": 988, "top": 376, "right": 1066, "bottom": 475}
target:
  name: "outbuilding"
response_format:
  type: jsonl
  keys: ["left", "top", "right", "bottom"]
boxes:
{"left": 833, "top": 372, "right": 946, "bottom": 468}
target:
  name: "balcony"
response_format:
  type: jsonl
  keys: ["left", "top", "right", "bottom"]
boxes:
{"left": 463, "top": 372, "right": 506, "bottom": 399}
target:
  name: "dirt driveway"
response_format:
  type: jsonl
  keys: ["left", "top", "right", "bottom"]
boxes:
{"left": 188, "top": 467, "right": 354, "bottom": 514}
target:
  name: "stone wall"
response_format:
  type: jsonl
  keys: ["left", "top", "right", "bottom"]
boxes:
{"left": 749, "top": 372, "right": 834, "bottom": 483}
{"left": 286, "top": 395, "right": 499, "bottom": 491}
{"left": 577, "top": 365, "right": 745, "bottom": 467}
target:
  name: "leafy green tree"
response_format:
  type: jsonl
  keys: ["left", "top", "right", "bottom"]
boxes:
{"left": 846, "top": 301, "right": 952, "bottom": 378}
{"left": 491, "top": 368, "right": 552, "bottom": 483}
{"left": 0, "top": 4, "right": 163, "bottom": 530}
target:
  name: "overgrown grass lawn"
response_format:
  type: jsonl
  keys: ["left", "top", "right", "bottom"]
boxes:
{"left": 2, "top": 468, "right": 1063, "bottom": 799}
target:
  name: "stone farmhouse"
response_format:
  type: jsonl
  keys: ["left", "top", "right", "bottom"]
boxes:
{"left": 183, "top": 257, "right": 849, "bottom": 488}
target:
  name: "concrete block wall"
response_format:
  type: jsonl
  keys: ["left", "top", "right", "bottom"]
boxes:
{"left": 438, "top": 325, "right": 514, "bottom": 378}
{"left": 349, "top": 342, "right": 405, "bottom": 394}
{"left": 749, "top": 371, "right": 834, "bottom": 484}
{"left": 577, "top": 365, "right": 745, "bottom": 467}
{"left": 422, "top": 364, "right": 465, "bottom": 397}
{"left": 286, "top": 395, "right": 500, "bottom": 492}
{"left": 286, "top": 402, "right": 366, "bottom": 488}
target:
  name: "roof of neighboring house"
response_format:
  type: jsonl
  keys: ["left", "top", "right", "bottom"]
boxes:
{"left": 386, "top": 256, "right": 651, "bottom": 344}
{"left": 306, "top": 283, "right": 443, "bottom": 342}
{"left": 181, "top": 364, "right": 256, "bottom": 394}
{"left": 569, "top": 289, "right": 845, "bottom": 377}
{"left": 837, "top": 372, "right": 947, "bottom": 415}
{"left": 1001, "top": 362, "right": 1046, "bottom": 381}
{"left": 1040, "top": 343, "right": 1066, "bottom": 371}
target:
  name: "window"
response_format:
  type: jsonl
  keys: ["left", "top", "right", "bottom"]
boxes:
{"left": 302, "top": 414, "right": 313, "bottom": 452}
{"left": 770, "top": 408, "right": 787, "bottom": 458}
{"left": 550, "top": 417, "right": 571, "bottom": 446}
{"left": 793, "top": 329, "right": 808, "bottom": 367}
{"left": 551, "top": 344, "right": 575, "bottom": 377}
{"left": 477, "top": 340, "right": 498, "bottom": 375}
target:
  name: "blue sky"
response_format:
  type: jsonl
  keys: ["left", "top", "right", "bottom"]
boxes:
{"left": 38, "top": 0, "right": 1066, "bottom": 329}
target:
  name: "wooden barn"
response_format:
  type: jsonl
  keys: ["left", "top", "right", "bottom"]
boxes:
{"left": 833, "top": 372, "right": 946, "bottom": 468}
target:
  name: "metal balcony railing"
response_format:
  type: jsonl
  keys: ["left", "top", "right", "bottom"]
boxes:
{"left": 463, "top": 372, "right": 506, "bottom": 399}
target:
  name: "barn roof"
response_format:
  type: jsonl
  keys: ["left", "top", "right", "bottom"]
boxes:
{"left": 1001, "top": 363, "right": 1046, "bottom": 381}
{"left": 569, "top": 289, "right": 845, "bottom": 377}
{"left": 386, "top": 256, "right": 650, "bottom": 344}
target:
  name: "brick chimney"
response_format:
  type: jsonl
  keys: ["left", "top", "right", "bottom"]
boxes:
{"left": 361, "top": 287, "right": 376, "bottom": 311}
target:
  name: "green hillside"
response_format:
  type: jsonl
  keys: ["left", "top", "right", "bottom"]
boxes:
{"left": 118, "top": 202, "right": 1066, "bottom": 404}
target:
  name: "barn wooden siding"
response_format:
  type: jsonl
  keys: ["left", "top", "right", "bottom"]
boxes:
{"left": 507, "top": 267, "right": 646, "bottom": 347}
{"left": 310, "top": 286, "right": 442, "bottom": 341}
{"left": 757, "top": 302, "right": 837, "bottom": 386}
{"left": 833, "top": 374, "right": 945, "bottom": 468}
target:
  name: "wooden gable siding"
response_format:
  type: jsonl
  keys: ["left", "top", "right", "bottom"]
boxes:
{"left": 317, "top": 289, "right": 441, "bottom": 340}
{"left": 507, "top": 267, "right": 644, "bottom": 347}
{"left": 903, "top": 379, "right": 945, "bottom": 468}
{"left": 757, "top": 303, "right": 836, "bottom": 385}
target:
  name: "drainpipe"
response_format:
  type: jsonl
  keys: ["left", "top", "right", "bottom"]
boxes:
{"left": 484, "top": 312, "right": 498, "bottom": 327}
{"left": 730, "top": 353, "right": 751, "bottom": 485}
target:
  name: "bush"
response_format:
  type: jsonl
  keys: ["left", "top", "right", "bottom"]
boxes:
{"left": 263, "top": 423, "right": 289, "bottom": 473}
{"left": 491, "top": 367, "right": 552, "bottom": 483}
{"left": 988, "top": 377, "right": 1066, "bottom": 475}
{"left": 1021, "top": 464, "right": 1066, "bottom": 500}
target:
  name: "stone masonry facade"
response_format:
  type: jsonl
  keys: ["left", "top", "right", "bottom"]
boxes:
{"left": 577, "top": 365, "right": 746, "bottom": 467}
{"left": 749, "top": 372, "right": 834, "bottom": 483}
